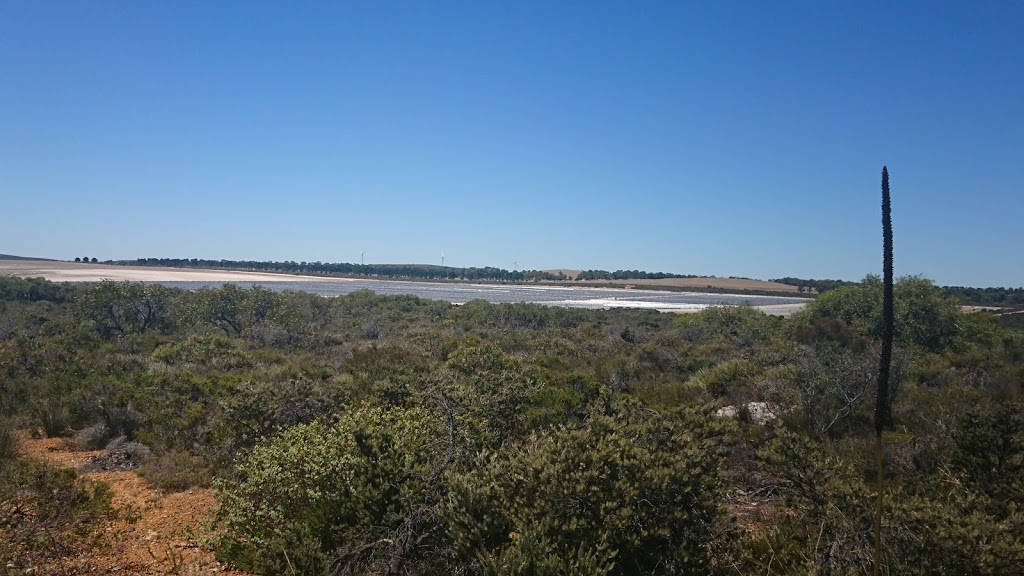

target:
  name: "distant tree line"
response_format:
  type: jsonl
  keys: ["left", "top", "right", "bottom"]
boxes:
{"left": 115, "top": 260, "right": 1024, "bottom": 305}
{"left": 576, "top": 269, "right": 704, "bottom": 281}
{"left": 122, "top": 258, "right": 567, "bottom": 282}
{"left": 771, "top": 277, "right": 856, "bottom": 294}
{"left": 940, "top": 285, "right": 1024, "bottom": 307}
{"left": 773, "top": 276, "right": 1024, "bottom": 306}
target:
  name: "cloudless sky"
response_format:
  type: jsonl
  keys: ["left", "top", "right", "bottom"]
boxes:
{"left": 2, "top": 1, "right": 1022, "bottom": 287}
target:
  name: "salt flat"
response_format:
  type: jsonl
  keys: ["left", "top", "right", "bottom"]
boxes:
{"left": 1, "top": 259, "right": 810, "bottom": 315}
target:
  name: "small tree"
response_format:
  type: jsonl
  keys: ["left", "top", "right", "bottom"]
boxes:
{"left": 76, "top": 280, "right": 173, "bottom": 338}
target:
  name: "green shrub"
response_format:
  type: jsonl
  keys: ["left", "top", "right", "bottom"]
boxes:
{"left": 433, "top": 343, "right": 540, "bottom": 451}
{"left": 0, "top": 275, "right": 74, "bottom": 303}
{"left": 0, "top": 457, "right": 116, "bottom": 571}
{"left": 477, "top": 530, "right": 614, "bottom": 576}
{"left": 804, "top": 275, "right": 964, "bottom": 352}
{"left": 217, "top": 376, "right": 351, "bottom": 453}
{"left": 950, "top": 401, "right": 1023, "bottom": 500}
{"left": 213, "top": 406, "right": 444, "bottom": 575}
{"left": 32, "top": 397, "right": 72, "bottom": 437}
{"left": 75, "top": 280, "right": 174, "bottom": 338}
{"left": 685, "top": 358, "right": 757, "bottom": 397}
{"left": 790, "top": 344, "right": 883, "bottom": 437}
{"left": 151, "top": 334, "right": 253, "bottom": 370}
{"left": 444, "top": 400, "right": 728, "bottom": 575}
{"left": 0, "top": 420, "right": 17, "bottom": 459}
{"left": 740, "top": 428, "right": 1024, "bottom": 575}
{"left": 140, "top": 448, "right": 213, "bottom": 491}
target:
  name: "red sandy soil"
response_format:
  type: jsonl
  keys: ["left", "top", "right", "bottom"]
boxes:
{"left": 15, "top": 432, "right": 249, "bottom": 575}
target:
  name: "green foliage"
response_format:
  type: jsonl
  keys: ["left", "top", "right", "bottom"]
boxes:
{"left": 0, "top": 274, "right": 74, "bottom": 303}
{"left": 76, "top": 280, "right": 175, "bottom": 338}
{"left": 214, "top": 406, "right": 443, "bottom": 575}
{"left": 434, "top": 343, "right": 541, "bottom": 451}
{"left": 130, "top": 257, "right": 566, "bottom": 282}
{"left": 940, "top": 285, "right": 1024, "bottom": 307}
{"left": 185, "top": 284, "right": 293, "bottom": 339}
{"left": 218, "top": 376, "right": 352, "bottom": 452}
{"left": 0, "top": 457, "right": 116, "bottom": 571}
{"left": 140, "top": 448, "right": 214, "bottom": 491}
{"left": 771, "top": 276, "right": 855, "bottom": 294}
{"left": 476, "top": 531, "right": 614, "bottom": 576}
{"left": 950, "top": 401, "right": 1023, "bottom": 499}
{"left": 0, "top": 419, "right": 17, "bottom": 460}
{"left": 444, "top": 400, "right": 728, "bottom": 575}
{"left": 805, "top": 275, "right": 963, "bottom": 351}
{"left": 32, "top": 396, "right": 73, "bottom": 437}
{"left": 676, "top": 304, "right": 785, "bottom": 349}
{"left": 685, "top": 358, "right": 758, "bottom": 397}
{"left": 151, "top": 334, "right": 253, "bottom": 370}
{"left": 734, "top": 426, "right": 1024, "bottom": 575}
{"left": 749, "top": 430, "right": 875, "bottom": 573}
{"left": 790, "top": 344, "right": 882, "bottom": 437}
{"left": 2, "top": 275, "right": 1023, "bottom": 574}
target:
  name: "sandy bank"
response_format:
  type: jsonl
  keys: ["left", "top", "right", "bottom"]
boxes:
{"left": 0, "top": 259, "right": 348, "bottom": 283}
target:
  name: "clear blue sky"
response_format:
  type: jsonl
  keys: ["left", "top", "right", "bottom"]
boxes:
{"left": 2, "top": 1, "right": 1021, "bottom": 287}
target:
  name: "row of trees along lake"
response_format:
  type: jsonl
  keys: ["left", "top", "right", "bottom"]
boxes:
{"left": 772, "top": 276, "right": 1024, "bottom": 306}
{"left": 2, "top": 272, "right": 1022, "bottom": 573}
{"left": 117, "top": 258, "right": 781, "bottom": 286}
{"left": 115, "top": 258, "right": 1024, "bottom": 306}
{"left": 121, "top": 257, "right": 569, "bottom": 282}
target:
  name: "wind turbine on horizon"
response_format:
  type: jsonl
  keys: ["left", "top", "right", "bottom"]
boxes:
{"left": 441, "top": 251, "right": 445, "bottom": 267}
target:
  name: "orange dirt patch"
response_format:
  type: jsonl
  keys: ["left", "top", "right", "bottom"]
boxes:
{"left": 16, "top": 432, "right": 249, "bottom": 575}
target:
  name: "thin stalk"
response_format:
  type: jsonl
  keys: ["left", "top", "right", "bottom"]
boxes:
{"left": 874, "top": 166, "right": 894, "bottom": 576}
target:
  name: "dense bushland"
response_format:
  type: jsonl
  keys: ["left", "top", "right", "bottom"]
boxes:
{"left": 0, "top": 273, "right": 1021, "bottom": 574}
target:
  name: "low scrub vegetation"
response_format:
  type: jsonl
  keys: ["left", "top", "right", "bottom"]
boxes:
{"left": 0, "top": 273, "right": 1021, "bottom": 574}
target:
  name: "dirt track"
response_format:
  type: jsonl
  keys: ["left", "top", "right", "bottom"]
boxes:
{"left": 16, "top": 432, "right": 248, "bottom": 575}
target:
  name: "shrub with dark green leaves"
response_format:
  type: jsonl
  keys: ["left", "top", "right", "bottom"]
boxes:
{"left": 75, "top": 280, "right": 175, "bottom": 338}
{"left": 804, "top": 275, "right": 963, "bottom": 352}
{"left": 444, "top": 400, "right": 728, "bottom": 575}
{"left": 950, "top": 401, "right": 1023, "bottom": 500}
{"left": 217, "top": 376, "right": 352, "bottom": 452}
{"left": 736, "top": 428, "right": 1024, "bottom": 575}
{"left": 433, "top": 343, "right": 540, "bottom": 451}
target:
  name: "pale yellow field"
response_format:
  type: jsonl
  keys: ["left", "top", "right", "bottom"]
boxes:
{"left": 0, "top": 259, "right": 337, "bottom": 283}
